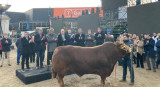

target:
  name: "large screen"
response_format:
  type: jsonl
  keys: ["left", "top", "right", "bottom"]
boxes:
{"left": 78, "top": 13, "right": 100, "bottom": 33}
{"left": 102, "top": 0, "right": 127, "bottom": 10}
{"left": 127, "top": 2, "right": 160, "bottom": 34}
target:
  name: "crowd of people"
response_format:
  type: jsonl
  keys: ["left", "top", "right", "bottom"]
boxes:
{"left": 0, "top": 27, "right": 160, "bottom": 85}
{"left": 117, "top": 32, "right": 160, "bottom": 85}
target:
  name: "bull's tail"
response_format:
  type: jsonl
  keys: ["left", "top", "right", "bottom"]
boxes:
{"left": 51, "top": 67, "right": 55, "bottom": 80}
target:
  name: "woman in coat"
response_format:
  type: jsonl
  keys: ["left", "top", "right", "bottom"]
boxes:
{"left": 134, "top": 36, "right": 144, "bottom": 68}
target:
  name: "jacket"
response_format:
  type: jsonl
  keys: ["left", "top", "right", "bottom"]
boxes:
{"left": 123, "top": 40, "right": 133, "bottom": 59}
{"left": 1, "top": 38, "right": 12, "bottom": 52}
{"left": 16, "top": 38, "right": 22, "bottom": 52}
{"left": 29, "top": 42, "right": 36, "bottom": 53}
{"left": 134, "top": 40, "right": 144, "bottom": 57}
{"left": 65, "top": 34, "right": 75, "bottom": 45}
{"left": 156, "top": 40, "right": 160, "bottom": 53}
{"left": 57, "top": 34, "right": 66, "bottom": 46}
{"left": 46, "top": 33, "right": 57, "bottom": 52}
{"left": 75, "top": 33, "right": 85, "bottom": 46}
{"left": 144, "top": 38, "right": 156, "bottom": 58}
{"left": 95, "top": 32, "right": 105, "bottom": 45}
{"left": 34, "top": 34, "right": 47, "bottom": 52}
{"left": 21, "top": 37, "right": 31, "bottom": 54}
{"left": 85, "top": 34, "right": 94, "bottom": 47}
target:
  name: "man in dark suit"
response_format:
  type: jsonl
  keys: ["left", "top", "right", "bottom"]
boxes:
{"left": 74, "top": 28, "right": 85, "bottom": 46}
{"left": 34, "top": 29, "right": 47, "bottom": 69}
{"left": 65, "top": 29, "right": 75, "bottom": 45}
{"left": 57, "top": 29, "right": 66, "bottom": 46}
{"left": 21, "top": 32, "right": 31, "bottom": 71}
{"left": 85, "top": 30, "right": 94, "bottom": 47}
{"left": 144, "top": 34, "right": 156, "bottom": 72}
{"left": 95, "top": 27, "right": 105, "bottom": 46}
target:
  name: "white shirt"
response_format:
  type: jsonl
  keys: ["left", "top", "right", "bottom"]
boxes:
{"left": 152, "top": 36, "right": 159, "bottom": 51}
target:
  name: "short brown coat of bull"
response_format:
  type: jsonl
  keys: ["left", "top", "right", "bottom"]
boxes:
{"left": 52, "top": 42, "right": 129, "bottom": 87}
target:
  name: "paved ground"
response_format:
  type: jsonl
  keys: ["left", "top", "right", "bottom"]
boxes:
{"left": 0, "top": 44, "right": 160, "bottom": 87}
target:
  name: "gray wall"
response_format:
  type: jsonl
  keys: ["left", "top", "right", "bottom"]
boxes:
{"left": 25, "top": 9, "right": 33, "bottom": 21}
{"left": 127, "top": 2, "right": 160, "bottom": 34}
{"left": 6, "top": 12, "right": 26, "bottom": 23}
{"left": 8, "top": 8, "right": 54, "bottom": 23}
{"left": 32, "top": 8, "right": 53, "bottom": 22}
{"left": 78, "top": 13, "right": 100, "bottom": 33}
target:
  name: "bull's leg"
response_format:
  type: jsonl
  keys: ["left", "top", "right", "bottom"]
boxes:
{"left": 56, "top": 74, "right": 64, "bottom": 87}
{"left": 100, "top": 76, "right": 107, "bottom": 87}
{"left": 56, "top": 69, "right": 67, "bottom": 87}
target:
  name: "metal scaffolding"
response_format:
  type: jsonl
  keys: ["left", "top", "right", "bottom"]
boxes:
{"left": 100, "top": 6, "right": 127, "bottom": 33}
{"left": 100, "top": 0, "right": 159, "bottom": 33}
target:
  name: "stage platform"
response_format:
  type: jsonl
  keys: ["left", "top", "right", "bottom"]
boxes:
{"left": 16, "top": 65, "right": 73, "bottom": 84}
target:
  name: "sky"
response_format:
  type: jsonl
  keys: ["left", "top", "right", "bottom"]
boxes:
{"left": 0, "top": 0, "right": 102, "bottom": 12}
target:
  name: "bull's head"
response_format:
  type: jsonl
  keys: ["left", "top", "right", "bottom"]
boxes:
{"left": 114, "top": 41, "right": 131, "bottom": 57}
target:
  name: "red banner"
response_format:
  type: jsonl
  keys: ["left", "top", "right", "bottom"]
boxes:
{"left": 53, "top": 7, "right": 103, "bottom": 18}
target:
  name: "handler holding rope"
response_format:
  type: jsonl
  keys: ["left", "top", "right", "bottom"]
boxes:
{"left": 120, "top": 34, "right": 135, "bottom": 85}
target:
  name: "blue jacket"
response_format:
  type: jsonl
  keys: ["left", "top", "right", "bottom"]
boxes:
{"left": 123, "top": 40, "right": 133, "bottom": 60}
{"left": 156, "top": 40, "right": 160, "bottom": 53}
{"left": 16, "top": 38, "right": 22, "bottom": 52}
{"left": 95, "top": 32, "right": 105, "bottom": 45}
{"left": 144, "top": 38, "right": 156, "bottom": 58}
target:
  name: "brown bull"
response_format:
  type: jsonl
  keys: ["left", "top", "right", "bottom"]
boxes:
{"left": 51, "top": 42, "right": 130, "bottom": 87}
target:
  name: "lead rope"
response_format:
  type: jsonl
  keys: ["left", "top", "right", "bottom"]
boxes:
{"left": 115, "top": 62, "right": 117, "bottom": 82}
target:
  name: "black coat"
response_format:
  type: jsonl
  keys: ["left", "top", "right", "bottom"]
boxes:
{"left": 1, "top": 38, "right": 12, "bottom": 52}
{"left": 95, "top": 32, "right": 105, "bottom": 45}
{"left": 65, "top": 34, "right": 74, "bottom": 45}
{"left": 57, "top": 34, "right": 66, "bottom": 46}
{"left": 144, "top": 38, "right": 156, "bottom": 58}
{"left": 156, "top": 40, "right": 160, "bottom": 53}
{"left": 29, "top": 42, "right": 36, "bottom": 53}
{"left": 75, "top": 33, "right": 85, "bottom": 46}
{"left": 34, "top": 34, "right": 47, "bottom": 52}
{"left": 21, "top": 37, "right": 31, "bottom": 54}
